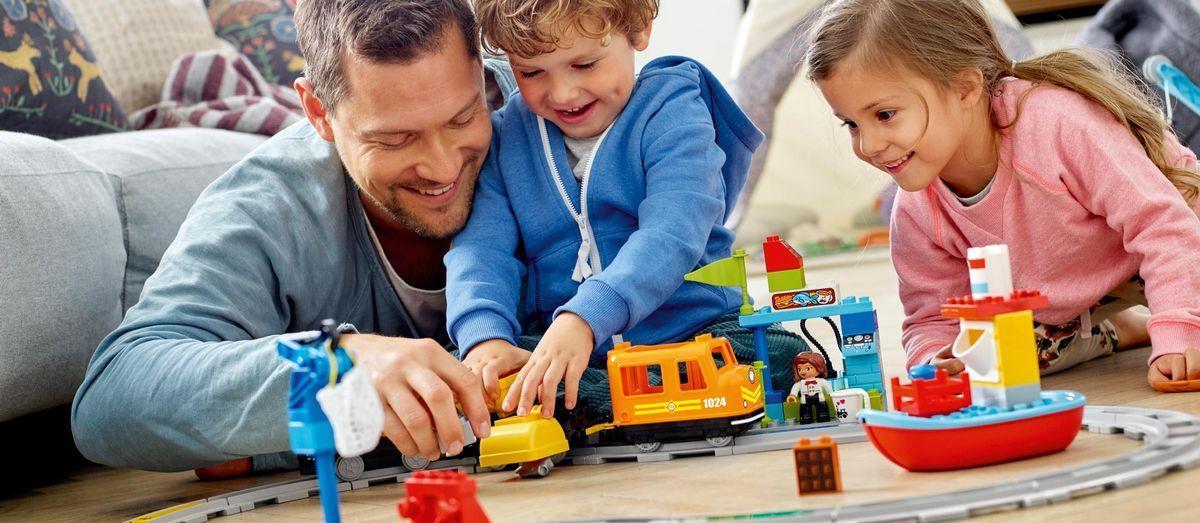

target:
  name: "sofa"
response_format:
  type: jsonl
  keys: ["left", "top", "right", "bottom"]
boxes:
{"left": 0, "top": 128, "right": 267, "bottom": 425}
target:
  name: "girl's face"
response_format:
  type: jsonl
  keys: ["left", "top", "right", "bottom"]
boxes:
{"left": 817, "top": 64, "right": 984, "bottom": 194}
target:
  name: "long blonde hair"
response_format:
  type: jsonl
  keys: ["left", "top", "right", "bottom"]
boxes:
{"left": 804, "top": 0, "right": 1200, "bottom": 202}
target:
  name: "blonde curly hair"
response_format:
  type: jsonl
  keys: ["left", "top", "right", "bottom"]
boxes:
{"left": 474, "top": 0, "right": 658, "bottom": 57}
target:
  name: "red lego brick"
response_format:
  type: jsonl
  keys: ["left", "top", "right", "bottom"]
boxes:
{"left": 763, "top": 235, "right": 804, "bottom": 272}
{"left": 398, "top": 470, "right": 490, "bottom": 523}
{"left": 940, "top": 290, "right": 1049, "bottom": 320}
{"left": 793, "top": 436, "right": 841, "bottom": 494}
{"left": 891, "top": 369, "right": 972, "bottom": 417}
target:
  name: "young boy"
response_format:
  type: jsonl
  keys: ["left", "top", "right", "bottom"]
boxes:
{"left": 445, "top": 0, "right": 769, "bottom": 419}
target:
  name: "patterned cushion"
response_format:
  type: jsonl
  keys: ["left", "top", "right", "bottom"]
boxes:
{"left": 60, "top": 0, "right": 237, "bottom": 113}
{"left": 204, "top": 0, "right": 304, "bottom": 87}
{"left": 0, "top": 0, "right": 128, "bottom": 139}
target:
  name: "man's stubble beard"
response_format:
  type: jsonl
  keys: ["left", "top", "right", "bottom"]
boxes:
{"left": 353, "top": 163, "right": 480, "bottom": 240}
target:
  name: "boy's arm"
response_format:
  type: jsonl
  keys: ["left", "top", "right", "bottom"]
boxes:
{"left": 556, "top": 79, "right": 727, "bottom": 346}
{"left": 891, "top": 200, "right": 967, "bottom": 369}
{"left": 445, "top": 146, "right": 526, "bottom": 357}
{"left": 1053, "top": 95, "right": 1200, "bottom": 365}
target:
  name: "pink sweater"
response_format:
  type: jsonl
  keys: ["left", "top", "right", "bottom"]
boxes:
{"left": 894, "top": 78, "right": 1200, "bottom": 370}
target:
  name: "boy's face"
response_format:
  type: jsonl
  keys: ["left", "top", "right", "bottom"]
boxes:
{"left": 509, "top": 21, "right": 652, "bottom": 139}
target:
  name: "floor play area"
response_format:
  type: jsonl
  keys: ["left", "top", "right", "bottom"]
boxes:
{"left": 6, "top": 246, "right": 1200, "bottom": 523}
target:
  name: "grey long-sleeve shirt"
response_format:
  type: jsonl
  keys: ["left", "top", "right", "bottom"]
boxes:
{"left": 71, "top": 59, "right": 514, "bottom": 471}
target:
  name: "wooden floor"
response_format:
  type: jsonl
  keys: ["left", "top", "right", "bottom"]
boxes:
{"left": 3, "top": 254, "right": 1197, "bottom": 522}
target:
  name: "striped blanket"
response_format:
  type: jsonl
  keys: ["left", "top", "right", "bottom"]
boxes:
{"left": 129, "top": 51, "right": 303, "bottom": 136}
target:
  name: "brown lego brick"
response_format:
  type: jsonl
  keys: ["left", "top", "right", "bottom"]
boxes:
{"left": 793, "top": 436, "right": 841, "bottom": 494}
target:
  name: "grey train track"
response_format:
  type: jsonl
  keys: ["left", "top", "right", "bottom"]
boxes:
{"left": 129, "top": 406, "right": 1200, "bottom": 523}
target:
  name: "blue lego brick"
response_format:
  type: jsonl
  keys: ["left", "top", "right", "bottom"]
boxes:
{"left": 844, "top": 362, "right": 879, "bottom": 374}
{"left": 840, "top": 310, "right": 878, "bottom": 337}
{"left": 843, "top": 343, "right": 879, "bottom": 357}
{"left": 766, "top": 402, "right": 784, "bottom": 420}
{"left": 739, "top": 298, "right": 874, "bottom": 328}
{"left": 842, "top": 333, "right": 876, "bottom": 346}
{"left": 843, "top": 365, "right": 877, "bottom": 377}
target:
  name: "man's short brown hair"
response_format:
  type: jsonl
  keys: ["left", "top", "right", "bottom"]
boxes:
{"left": 474, "top": 0, "right": 658, "bottom": 58}
{"left": 294, "top": 0, "right": 481, "bottom": 111}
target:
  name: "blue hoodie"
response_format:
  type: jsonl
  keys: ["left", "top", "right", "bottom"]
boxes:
{"left": 447, "top": 56, "right": 764, "bottom": 362}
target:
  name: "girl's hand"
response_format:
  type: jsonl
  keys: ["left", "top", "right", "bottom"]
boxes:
{"left": 929, "top": 345, "right": 965, "bottom": 375}
{"left": 1148, "top": 347, "right": 1200, "bottom": 387}
{"left": 503, "top": 312, "right": 594, "bottom": 418}
{"left": 463, "top": 339, "right": 531, "bottom": 408}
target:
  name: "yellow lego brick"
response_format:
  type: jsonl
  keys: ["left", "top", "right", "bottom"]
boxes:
{"left": 478, "top": 406, "right": 570, "bottom": 468}
{"left": 992, "top": 310, "right": 1041, "bottom": 388}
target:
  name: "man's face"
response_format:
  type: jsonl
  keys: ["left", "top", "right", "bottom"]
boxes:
{"left": 319, "top": 29, "right": 492, "bottom": 239}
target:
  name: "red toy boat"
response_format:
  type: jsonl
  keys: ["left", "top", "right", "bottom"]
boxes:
{"left": 859, "top": 390, "right": 1085, "bottom": 471}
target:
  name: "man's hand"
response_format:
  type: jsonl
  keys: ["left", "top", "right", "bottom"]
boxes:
{"left": 339, "top": 334, "right": 490, "bottom": 462}
{"left": 929, "top": 345, "right": 965, "bottom": 375}
{"left": 1148, "top": 347, "right": 1200, "bottom": 387}
{"left": 463, "top": 339, "right": 531, "bottom": 409}
{"left": 503, "top": 312, "right": 594, "bottom": 418}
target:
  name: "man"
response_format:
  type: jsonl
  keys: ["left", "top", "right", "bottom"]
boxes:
{"left": 71, "top": 0, "right": 515, "bottom": 472}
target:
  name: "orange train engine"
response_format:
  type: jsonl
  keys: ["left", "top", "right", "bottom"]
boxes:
{"left": 604, "top": 334, "right": 766, "bottom": 451}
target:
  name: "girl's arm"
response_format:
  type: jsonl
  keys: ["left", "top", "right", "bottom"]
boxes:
{"left": 891, "top": 197, "right": 970, "bottom": 370}
{"left": 1056, "top": 96, "right": 1200, "bottom": 364}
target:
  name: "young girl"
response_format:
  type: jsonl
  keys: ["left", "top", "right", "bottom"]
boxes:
{"left": 805, "top": 0, "right": 1200, "bottom": 388}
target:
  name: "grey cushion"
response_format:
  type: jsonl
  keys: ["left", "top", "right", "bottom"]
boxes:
{"left": 0, "top": 132, "right": 126, "bottom": 422}
{"left": 61, "top": 128, "right": 268, "bottom": 310}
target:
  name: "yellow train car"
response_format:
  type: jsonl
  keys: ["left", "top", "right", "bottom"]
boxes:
{"left": 607, "top": 334, "right": 765, "bottom": 450}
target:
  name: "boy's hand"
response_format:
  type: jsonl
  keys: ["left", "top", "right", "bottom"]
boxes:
{"left": 929, "top": 345, "right": 965, "bottom": 375}
{"left": 503, "top": 312, "right": 594, "bottom": 418}
{"left": 463, "top": 339, "right": 531, "bottom": 408}
{"left": 1148, "top": 347, "right": 1200, "bottom": 387}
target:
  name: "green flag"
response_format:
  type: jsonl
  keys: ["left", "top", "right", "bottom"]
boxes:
{"left": 685, "top": 249, "right": 753, "bottom": 315}
{"left": 685, "top": 255, "right": 744, "bottom": 287}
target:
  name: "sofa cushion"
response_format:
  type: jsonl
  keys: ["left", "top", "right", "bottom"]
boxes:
{"left": 0, "top": 131, "right": 125, "bottom": 422}
{"left": 61, "top": 128, "right": 269, "bottom": 310}
{"left": 61, "top": 0, "right": 237, "bottom": 113}
{"left": 205, "top": 0, "right": 303, "bottom": 87}
{"left": 0, "top": 0, "right": 129, "bottom": 139}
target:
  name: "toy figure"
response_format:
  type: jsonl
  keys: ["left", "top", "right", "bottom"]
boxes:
{"left": 277, "top": 320, "right": 357, "bottom": 523}
{"left": 787, "top": 352, "right": 833, "bottom": 424}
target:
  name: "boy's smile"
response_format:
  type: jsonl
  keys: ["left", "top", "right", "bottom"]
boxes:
{"left": 509, "top": 21, "right": 652, "bottom": 139}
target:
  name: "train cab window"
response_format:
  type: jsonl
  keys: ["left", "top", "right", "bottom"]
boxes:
{"left": 620, "top": 364, "right": 664, "bottom": 396}
{"left": 677, "top": 360, "right": 707, "bottom": 391}
{"left": 711, "top": 347, "right": 727, "bottom": 370}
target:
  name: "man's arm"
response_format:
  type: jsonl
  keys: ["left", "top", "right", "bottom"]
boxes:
{"left": 71, "top": 201, "right": 299, "bottom": 471}
{"left": 71, "top": 182, "right": 489, "bottom": 471}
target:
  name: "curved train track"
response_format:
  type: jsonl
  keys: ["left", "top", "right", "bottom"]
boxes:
{"left": 129, "top": 406, "right": 1200, "bottom": 523}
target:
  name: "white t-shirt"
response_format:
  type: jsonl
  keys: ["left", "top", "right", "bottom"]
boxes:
{"left": 563, "top": 134, "right": 602, "bottom": 181}
{"left": 362, "top": 209, "right": 449, "bottom": 345}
